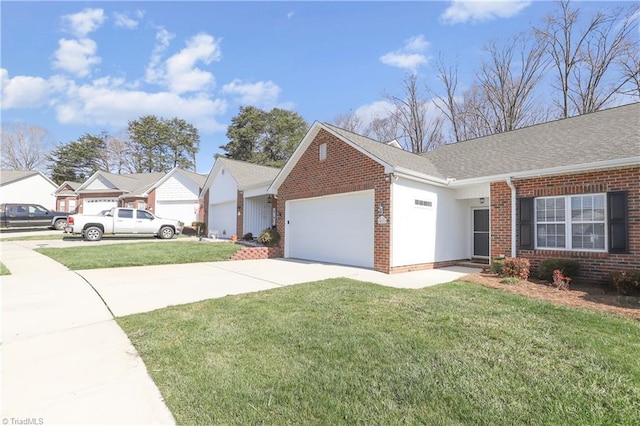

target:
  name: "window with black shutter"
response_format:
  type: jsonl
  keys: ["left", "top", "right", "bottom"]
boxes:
{"left": 517, "top": 197, "right": 534, "bottom": 250}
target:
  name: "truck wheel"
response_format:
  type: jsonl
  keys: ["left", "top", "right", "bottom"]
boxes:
{"left": 84, "top": 226, "right": 103, "bottom": 241}
{"left": 54, "top": 219, "right": 68, "bottom": 230}
{"left": 159, "top": 226, "right": 174, "bottom": 239}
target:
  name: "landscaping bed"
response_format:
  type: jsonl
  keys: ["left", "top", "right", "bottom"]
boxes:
{"left": 462, "top": 272, "right": 640, "bottom": 320}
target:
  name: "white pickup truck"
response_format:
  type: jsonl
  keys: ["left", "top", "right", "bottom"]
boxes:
{"left": 65, "top": 207, "right": 182, "bottom": 241}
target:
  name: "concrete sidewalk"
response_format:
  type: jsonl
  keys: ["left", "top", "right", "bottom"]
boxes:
{"left": 1, "top": 242, "right": 175, "bottom": 425}
{"left": 1, "top": 239, "right": 479, "bottom": 424}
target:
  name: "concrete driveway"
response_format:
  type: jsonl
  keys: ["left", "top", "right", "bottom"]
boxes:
{"left": 1, "top": 239, "right": 478, "bottom": 424}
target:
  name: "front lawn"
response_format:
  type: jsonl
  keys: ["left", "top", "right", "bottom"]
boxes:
{"left": 118, "top": 279, "right": 640, "bottom": 425}
{"left": 36, "top": 241, "right": 242, "bottom": 270}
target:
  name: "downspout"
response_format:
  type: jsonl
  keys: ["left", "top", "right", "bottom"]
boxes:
{"left": 506, "top": 177, "right": 517, "bottom": 258}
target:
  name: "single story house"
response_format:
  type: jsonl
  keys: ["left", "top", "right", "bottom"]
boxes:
{"left": 268, "top": 103, "right": 639, "bottom": 283}
{"left": 54, "top": 181, "right": 82, "bottom": 213}
{"left": 0, "top": 170, "right": 58, "bottom": 209}
{"left": 200, "top": 157, "right": 280, "bottom": 239}
{"left": 68, "top": 168, "right": 207, "bottom": 224}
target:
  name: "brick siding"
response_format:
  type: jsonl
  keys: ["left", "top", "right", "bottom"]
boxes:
{"left": 276, "top": 129, "right": 392, "bottom": 273}
{"left": 491, "top": 165, "right": 640, "bottom": 284}
{"left": 230, "top": 246, "right": 281, "bottom": 261}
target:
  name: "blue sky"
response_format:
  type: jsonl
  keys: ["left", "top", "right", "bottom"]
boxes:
{"left": 1, "top": 1, "right": 631, "bottom": 173}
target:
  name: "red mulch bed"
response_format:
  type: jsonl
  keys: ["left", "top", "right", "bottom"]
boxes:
{"left": 461, "top": 273, "right": 640, "bottom": 321}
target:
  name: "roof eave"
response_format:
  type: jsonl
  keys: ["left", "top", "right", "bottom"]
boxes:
{"left": 449, "top": 157, "right": 640, "bottom": 186}
{"left": 392, "top": 167, "right": 453, "bottom": 187}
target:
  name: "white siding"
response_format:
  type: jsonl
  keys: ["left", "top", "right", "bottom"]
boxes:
{"left": 391, "top": 178, "right": 471, "bottom": 267}
{"left": 156, "top": 173, "right": 200, "bottom": 201}
{"left": 243, "top": 195, "right": 273, "bottom": 237}
{"left": 0, "top": 175, "right": 56, "bottom": 209}
{"left": 208, "top": 167, "right": 238, "bottom": 204}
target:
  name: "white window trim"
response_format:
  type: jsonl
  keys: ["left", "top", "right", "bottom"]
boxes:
{"left": 319, "top": 143, "right": 327, "bottom": 161}
{"left": 534, "top": 193, "right": 607, "bottom": 253}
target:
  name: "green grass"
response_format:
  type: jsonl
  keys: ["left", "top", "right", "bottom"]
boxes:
{"left": 118, "top": 280, "right": 640, "bottom": 425}
{"left": 0, "top": 262, "right": 10, "bottom": 275}
{"left": 35, "top": 241, "right": 243, "bottom": 270}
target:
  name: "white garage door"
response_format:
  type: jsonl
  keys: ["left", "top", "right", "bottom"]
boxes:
{"left": 83, "top": 198, "right": 118, "bottom": 215}
{"left": 286, "top": 190, "right": 374, "bottom": 268}
{"left": 209, "top": 201, "right": 237, "bottom": 238}
{"left": 155, "top": 201, "right": 198, "bottom": 224}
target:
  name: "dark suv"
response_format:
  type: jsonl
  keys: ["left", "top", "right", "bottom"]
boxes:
{"left": 0, "top": 203, "right": 70, "bottom": 230}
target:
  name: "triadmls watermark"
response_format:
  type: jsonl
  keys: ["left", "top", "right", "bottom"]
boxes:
{"left": 2, "top": 418, "right": 44, "bottom": 425}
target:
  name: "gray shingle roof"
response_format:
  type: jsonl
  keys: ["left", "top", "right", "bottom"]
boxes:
{"left": 322, "top": 123, "right": 445, "bottom": 178}
{"left": 422, "top": 102, "right": 640, "bottom": 180}
{"left": 179, "top": 169, "right": 208, "bottom": 187}
{"left": 0, "top": 170, "right": 45, "bottom": 186}
{"left": 78, "top": 171, "right": 165, "bottom": 195}
{"left": 216, "top": 157, "right": 281, "bottom": 187}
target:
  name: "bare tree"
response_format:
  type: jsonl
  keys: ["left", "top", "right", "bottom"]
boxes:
{"left": 333, "top": 111, "right": 365, "bottom": 134}
{"left": 367, "top": 116, "right": 401, "bottom": 143}
{"left": 104, "top": 132, "right": 135, "bottom": 174}
{"left": 431, "top": 55, "right": 463, "bottom": 142}
{"left": 387, "top": 74, "right": 444, "bottom": 153}
{"left": 618, "top": 49, "right": 640, "bottom": 98}
{"left": 535, "top": 0, "right": 639, "bottom": 117}
{"left": 476, "top": 34, "right": 548, "bottom": 133}
{"left": 1, "top": 123, "right": 51, "bottom": 170}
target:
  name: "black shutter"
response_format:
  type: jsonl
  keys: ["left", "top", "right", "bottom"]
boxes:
{"left": 518, "top": 197, "right": 534, "bottom": 250}
{"left": 608, "top": 191, "right": 628, "bottom": 254}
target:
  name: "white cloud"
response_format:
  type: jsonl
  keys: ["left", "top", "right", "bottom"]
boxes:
{"left": 380, "top": 35, "right": 430, "bottom": 72}
{"left": 161, "top": 33, "right": 221, "bottom": 94}
{"left": 113, "top": 10, "right": 144, "bottom": 29}
{"left": 287, "top": 12, "right": 295, "bottom": 19}
{"left": 61, "top": 8, "right": 105, "bottom": 37}
{"left": 221, "top": 79, "right": 284, "bottom": 108}
{"left": 440, "top": 0, "right": 532, "bottom": 25}
{"left": 53, "top": 76, "right": 227, "bottom": 132}
{"left": 353, "top": 101, "right": 395, "bottom": 128}
{"left": 1, "top": 69, "right": 50, "bottom": 109}
{"left": 52, "top": 38, "right": 101, "bottom": 78}
{"left": 145, "top": 27, "right": 175, "bottom": 83}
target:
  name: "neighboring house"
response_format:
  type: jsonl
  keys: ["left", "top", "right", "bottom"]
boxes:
{"left": 145, "top": 168, "right": 207, "bottom": 225}
{"left": 268, "top": 103, "right": 639, "bottom": 283}
{"left": 70, "top": 168, "right": 206, "bottom": 224}
{"left": 54, "top": 181, "right": 82, "bottom": 213}
{"left": 0, "top": 170, "right": 58, "bottom": 209}
{"left": 200, "top": 157, "right": 280, "bottom": 239}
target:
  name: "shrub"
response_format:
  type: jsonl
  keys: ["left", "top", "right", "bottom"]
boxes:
{"left": 502, "top": 257, "right": 530, "bottom": 280}
{"left": 491, "top": 259, "right": 504, "bottom": 276}
{"left": 242, "top": 232, "right": 253, "bottom": 241}
{"left": 609, "top": 270, "right": 640, "bottom": 296}
{"left": 500, "top": 277, "right": 521, "bottom": 285}
{"left": 257, "top": 228, "right": 280, "bottom": 247}
{"left": 191, "top": 221, "right": 207, "bottom": 236}
{"left": 538, "top": 258, "right": 580, "bottom": 282}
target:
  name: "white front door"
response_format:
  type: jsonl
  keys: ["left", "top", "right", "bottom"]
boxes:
{"left": 286, "top": 190, "right": 374, "bottom": 268}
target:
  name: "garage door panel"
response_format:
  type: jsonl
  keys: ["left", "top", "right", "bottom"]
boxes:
{"left": 209, "top": 201, "right": 237, "bottom": 238}
{"left": 83, "top": 198, "right": 118, "bottom": 215}
{"left": 287, "top": 190, "right": 374, "bottom": 268}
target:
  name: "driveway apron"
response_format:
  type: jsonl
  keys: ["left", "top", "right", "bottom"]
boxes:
{"left": 1, "top": 241, "right": 175, "bottom": 425}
